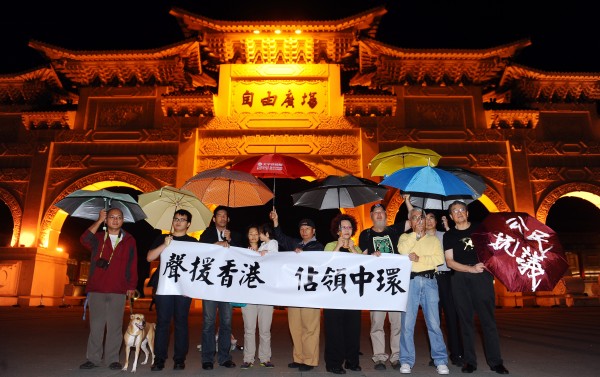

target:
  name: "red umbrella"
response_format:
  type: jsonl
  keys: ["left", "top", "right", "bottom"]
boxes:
{"left": 471, "top": 212, "right": 569, "bottom": 292}
{"left": 230, "top": 153, "right": 316, "bottom": 206}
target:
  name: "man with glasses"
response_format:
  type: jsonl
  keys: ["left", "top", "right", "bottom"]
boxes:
{"left": 443, "top": 201, "right": 509, "bottom": 374}
{"left": 358, "top": 203, "right": 407, "bottom": 370}
{"left": 398, "top": 208, "right": 449, "bottom": 375}
{"left": 425, "top": 212, "right": 463, "bottom": 368}
{"left": 147, "top": 209, "right": 198, "bottom": 371}
{"left": 79, "top": 208, "right": 138, "bottom": 371}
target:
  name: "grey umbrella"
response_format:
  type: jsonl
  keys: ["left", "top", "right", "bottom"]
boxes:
{"left": 54, "top": 189, "right": 147, "bottom": 223}
{"left": 292, "top": 174, "right": 388, "bottom": 210}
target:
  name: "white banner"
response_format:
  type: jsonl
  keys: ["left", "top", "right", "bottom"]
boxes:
{"left": 156, "top": 241, "right": 411, "bottom": 311}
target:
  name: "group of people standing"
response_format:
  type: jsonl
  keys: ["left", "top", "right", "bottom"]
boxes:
{"left": 77, "top": 198, "right": 509, "bottom": 375}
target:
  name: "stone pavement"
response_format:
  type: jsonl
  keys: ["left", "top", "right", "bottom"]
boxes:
{"left": 0, "top": 303, "right": 598, "bottom": 377}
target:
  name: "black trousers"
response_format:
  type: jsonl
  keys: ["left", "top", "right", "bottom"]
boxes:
{"left": 323, "top": 308, "right": 361, "bottom": 369}
{"left": 451, "top": 271, "right": 503, "bottom": 368}
{"left": 436, "top": 272, "right": 463, "bottom": 361}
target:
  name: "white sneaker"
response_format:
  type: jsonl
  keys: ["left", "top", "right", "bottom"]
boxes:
{"left": 437, "top": 364, "right": 450, "bottom": 375}
{"left": 400, "top": 363, "right": 412, "bottom": 374}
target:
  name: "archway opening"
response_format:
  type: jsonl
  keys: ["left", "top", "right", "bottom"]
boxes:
{"left": 0, "top": 200, "right": 12, "bottom": 246}
{"left": 546, "top": 195, "right": 600, "bottom": 280}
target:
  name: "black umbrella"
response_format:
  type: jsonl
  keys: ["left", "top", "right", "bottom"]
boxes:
{"left": 291, "top": 174, "right": 388, "bottom": 210}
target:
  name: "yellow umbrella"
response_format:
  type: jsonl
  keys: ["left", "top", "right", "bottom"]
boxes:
{"left": 138, "top": 186, "right": 213, "bottom": 233}
{"left": 369, "top": 146, "right": 441, "bottom": 177}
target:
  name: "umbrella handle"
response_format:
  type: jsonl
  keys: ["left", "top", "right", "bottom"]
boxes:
{"left": 102, "top": 198, "right": 109, "bottom": 231}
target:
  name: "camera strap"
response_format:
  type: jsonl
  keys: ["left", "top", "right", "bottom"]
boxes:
{"left": 98, "top": 230, "right": 122, "bottom": 265}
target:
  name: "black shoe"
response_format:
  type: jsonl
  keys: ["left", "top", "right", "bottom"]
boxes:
{"left": 151, "top": 359, "right": 165, "bottom": 371}
{"left": 173, "top": 360, "right": 185, "bottom": 370}
{"left": 327, "top": 366, "right": 346, "bottom": 374}
{"left": 220, "top": 360, "right": 236, "bottom": 368}
{"left": 299, "top": 364, "right": 314, "bottom": 371}
{"left": 374, "top": 361, "right": 386, "bottom": 370}
{"left": 109, "top": 362, "right": 122, "bottom": 370}
{"left": 202, "top": 362, "right": 214, "bottom": 370}
{"left": 491, "top": 364, "right": 509, "bottom": 374}
{"left": 462, "top": 363, "right": 477, "bottom": 373}
{"left": 79, "top": 361, "right": 98, "bottom": 369}
{"left": 451, "top": 356, "right": 464, "bottom": 366}
{"left": 344, "top": 363, "right": 361, "bottom": 372}
{"left": 429, "top": 359, "right": 435, "bottom": 367}
{"left": 288, "top": 362, "right": 302, "bottom": 368}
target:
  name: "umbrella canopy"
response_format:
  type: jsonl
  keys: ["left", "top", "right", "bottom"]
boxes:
{"left": 369, "top": 146, "right": 441, "bottom": 177}
{"left": 471, "top": 212, "right": 569, "bottom": 292}
{"left": 408, "top": 166, "right": 486, "bottom": 210}
{"left": 380, "top": 166, "right": 477, "bottom": 208}
{"left": 138, "top": 186, "right": 213, "bottom": 232}
{"left": 54, "top": 189, "right": 146, "bottom": 223}
{"left": 291, "top": 174, "right": 388, "bottom": 210}
{"left": 230, "top": 153, "right": 315, "bottom": 179}
{"left": 181, "top": 167, "right": 274, "bottom": 208}
{"left": 230, "top": 153, "right": 316, "bottom": 206}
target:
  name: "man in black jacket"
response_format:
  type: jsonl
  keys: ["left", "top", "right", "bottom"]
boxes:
{"left": 198, "top": 206, "right": 243, "bottom": 370}
{"left": 270, "top": 209, "right": 323, "bottom": 372}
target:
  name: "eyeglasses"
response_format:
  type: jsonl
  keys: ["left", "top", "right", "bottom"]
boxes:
{"left": 411, "top": 215, "right": 424, "bottom": 221}
{"left": 172, "top": 217, "right": 188, "bottom": 222}
{"left": 451, "top": 207, "right": 466, "bottom": 214}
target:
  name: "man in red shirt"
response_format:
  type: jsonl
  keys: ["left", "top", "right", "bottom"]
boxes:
{"left": 79, "top": 208, "right": 138, "bottom": 371}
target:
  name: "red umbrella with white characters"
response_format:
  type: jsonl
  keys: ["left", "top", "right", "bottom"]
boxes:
{"left": 230, "top": 153, "right": 316, "bottom": 207}
{"left": 471, "top": 212, "right": 569, "bottom": 292}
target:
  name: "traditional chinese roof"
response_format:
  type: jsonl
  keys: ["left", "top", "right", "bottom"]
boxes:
{"left": 350, "top": 38, "right": 532, "bottom": 90}
{"left": 161, "top": 90, "right": 215, "bottom": 117}
{"left": 499, "top": 65, "right": 600, "bottom": 102}
{"left": 28, "top": 39, "right": 216, "bottom": 90}
{"left": 0, "top": 67, "right": 71, "bottom": 107}
{"left": 169, "top": 6, "right": 387, "bottom": 68}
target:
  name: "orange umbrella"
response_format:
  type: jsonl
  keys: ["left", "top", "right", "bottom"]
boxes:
{"left": 181, "top": 168, "right": 274, "bottom": 208}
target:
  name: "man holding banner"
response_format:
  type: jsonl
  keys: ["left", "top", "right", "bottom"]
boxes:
{"left": 198, "top": 206, "right": 243, "bottom": 370}
{"left": 271, "top": 209, "right": 323, "bottom": 372}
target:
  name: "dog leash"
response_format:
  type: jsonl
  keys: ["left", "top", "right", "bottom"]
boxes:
{"left": 129, "top": 290, "right": 141, "bottom": 315}
{"left": 82, "top": 297, "right": 88, "bottom": 320}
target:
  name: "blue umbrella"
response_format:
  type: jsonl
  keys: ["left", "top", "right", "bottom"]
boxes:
{"left": 380, "top": 165, "right": 478, "bottom": 208}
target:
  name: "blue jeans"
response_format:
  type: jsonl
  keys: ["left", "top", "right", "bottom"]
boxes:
{"left": 400, "top": 276, "right": 448, "bottom": 367}
{"left": 154, "top": 295, "right": 192, "bottom": 362}
{"left": 201, "top": 300, "right": 232, "bottom": 364}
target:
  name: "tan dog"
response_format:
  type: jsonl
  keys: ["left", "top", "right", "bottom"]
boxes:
{"left": 122, "top": 313, "right": 155, "bottom": 373}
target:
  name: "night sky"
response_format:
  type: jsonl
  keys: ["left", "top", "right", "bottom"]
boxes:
{"left": 0, "top": 0, "right": 598, "bottom": 74}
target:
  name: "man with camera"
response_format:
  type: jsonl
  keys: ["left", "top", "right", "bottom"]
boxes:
{"left": 79, "top": 208, "right": 138, "bottom": 371}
